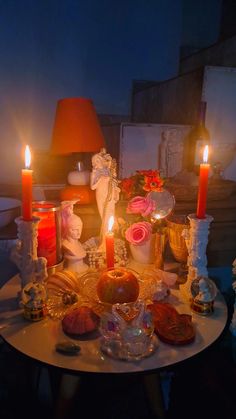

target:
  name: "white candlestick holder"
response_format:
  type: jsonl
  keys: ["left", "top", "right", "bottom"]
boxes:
{"left": 180, "top": 213, "right": 213, "bottom": 301}
{"left": 10, "top": 216, "right": 48, "bottom": 290}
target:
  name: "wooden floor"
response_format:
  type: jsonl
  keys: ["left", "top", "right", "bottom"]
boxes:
{"left": 1, "top": 328, "right": 236, "bottom": 419}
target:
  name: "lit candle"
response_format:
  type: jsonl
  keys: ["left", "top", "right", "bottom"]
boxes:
{"left": 196, "top": 145, "right": 210, "bottom": 219}
{"left": 22, "top": 145, "right": 33, "bottom": 221}
{"left": 106, "top": 216, "right": 115, "bottom": 268}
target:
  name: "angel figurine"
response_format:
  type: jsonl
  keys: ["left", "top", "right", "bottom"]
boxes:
{"left": 90, "top": 148, "right": 120, "bottom": 251}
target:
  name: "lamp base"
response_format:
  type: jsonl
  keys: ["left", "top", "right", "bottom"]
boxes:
{"left": 60, "top": 185, "right": 95, "bottom": 204}
{"left": 67, "top": 169, "right": 90, "bottom": 185}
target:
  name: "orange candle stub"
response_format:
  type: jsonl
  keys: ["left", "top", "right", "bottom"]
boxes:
{"left": 196, "top": 145, "right": 210, "bottom": 219}
{"left": 22, "top": 145, "right": 33, "bottom": 221}
{"left": 106, "top": 216, "right": 115, "bottom": 268}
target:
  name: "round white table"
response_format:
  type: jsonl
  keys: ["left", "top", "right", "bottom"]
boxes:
{"left": 0, "top": 273, "right": 228, "bottom": 375}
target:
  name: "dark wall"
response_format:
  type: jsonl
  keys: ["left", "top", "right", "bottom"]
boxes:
{"left": 131, "top": 68, "right": 204, "bottom": 125}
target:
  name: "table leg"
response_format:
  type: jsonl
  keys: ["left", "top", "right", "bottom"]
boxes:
{"left": 143, "top": 372, "right": 166, "bottom": 419}
{"left": 50, "top": 372, "right": 81, "bottom": 419}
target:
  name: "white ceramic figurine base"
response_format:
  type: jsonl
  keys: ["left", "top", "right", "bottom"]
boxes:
{"left": 180, "top": 213, "right": 213, "bottom": 301}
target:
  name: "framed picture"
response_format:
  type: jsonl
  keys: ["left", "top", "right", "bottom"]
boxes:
{"left": 119, "top": 123, "right": 191, "bottom": 178}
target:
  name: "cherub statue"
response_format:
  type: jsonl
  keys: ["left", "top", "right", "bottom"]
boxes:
{"left": 61, "top": 201, "right": 88, "bottom": 274}
{"left": 90, "top": 148, "right": 120, "bottom": 250}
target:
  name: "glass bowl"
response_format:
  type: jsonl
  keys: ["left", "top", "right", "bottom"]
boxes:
{"left": 77, "top": 267, "right": 157, "bottom": 317}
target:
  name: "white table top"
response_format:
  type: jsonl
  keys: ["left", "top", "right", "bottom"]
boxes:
{"left": 0, "top": 270, "right": 228, "bottom": 375}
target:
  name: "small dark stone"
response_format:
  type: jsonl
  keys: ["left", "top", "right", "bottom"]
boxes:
{"left": 55, "top": 341, "right": 81, "bottom": 355}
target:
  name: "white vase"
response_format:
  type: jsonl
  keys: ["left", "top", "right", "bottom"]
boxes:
{"left": 129, "top": 234, "right": 156, "bottom": 264}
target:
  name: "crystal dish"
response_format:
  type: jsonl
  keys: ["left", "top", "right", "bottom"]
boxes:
{"left": 100, "top": 334, "right": 159, "bottom": 361}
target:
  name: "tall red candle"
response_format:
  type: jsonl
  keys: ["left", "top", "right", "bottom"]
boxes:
{"left": 22, "top": 145, "right": 33, "bottom": 221}
{"left": 196, "top": 145, "right": 210, "bottom": 219}
{"left": 106, "top": 216, "right": 115, "bottom": 268}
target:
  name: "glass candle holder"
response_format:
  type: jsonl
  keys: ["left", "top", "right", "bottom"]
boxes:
{"left": 32, "top": 201, "right": 62, "bottom": 268}
{"left": 99, "top": 299, "right": 158, "bottom": 361}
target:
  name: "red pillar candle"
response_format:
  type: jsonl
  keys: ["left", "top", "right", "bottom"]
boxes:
{"left": 22, "top": 145, "right": 33, "bottom": 221}
{"left": 106, "top": 216, "right": 115, "bottom": 268}
{"left": 196, "top": 145, "right": 210, "bottom": 219}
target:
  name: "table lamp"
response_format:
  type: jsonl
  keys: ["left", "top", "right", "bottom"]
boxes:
{"left": 50, "top": 97, "right": 106, "bottom": 203}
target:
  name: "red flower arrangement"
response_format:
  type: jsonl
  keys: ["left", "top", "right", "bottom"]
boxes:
{"left": 120, "top": 170, "right": 164, "bottom": 199}
{"left": 116, "top": 171, "right": 166, "bottom": 245}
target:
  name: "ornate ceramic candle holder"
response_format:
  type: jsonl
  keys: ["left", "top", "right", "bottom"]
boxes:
{"left": 180, "top": 213, "right": 213, "bottom": 301}
{"left": 10, "top": 216, "right": 48, "bottom": 291}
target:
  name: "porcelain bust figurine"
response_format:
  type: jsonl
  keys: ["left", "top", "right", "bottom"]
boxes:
{"left": 90, "top": 148, "right": 120, "bottom": 250}
{"left": 61, "top": 201, "right": 88, "bottom": 274}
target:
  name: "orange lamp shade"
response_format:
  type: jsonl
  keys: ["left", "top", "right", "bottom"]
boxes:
{"left": 50, "top": 97, "right": 105, "bottom": 154}
{"left": 60, "top": 185, "right": 95, "bottom": 204}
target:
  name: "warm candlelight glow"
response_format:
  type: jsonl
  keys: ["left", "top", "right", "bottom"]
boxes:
{"left": 25, "top": 145, "right": 31, "bottom": 168}
{"left": 106, "top": 216, "right": 115, "bottom": 268}
{"left": 196, "top": 144, "right": 210, "bottom": 219}
{"left": 22, "top": 145, "right": 33, "bottom": 221}
{"left": 203, "top": 145, "right": 208, "bottom": 163}
{"left": 108, "top": 216, "right": 114, "bottom": 232}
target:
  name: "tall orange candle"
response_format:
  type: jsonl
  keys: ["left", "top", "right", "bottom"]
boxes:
{"left": 196, "top": 145, "right": 210, "bottom": 219}
{"left": 106, "top": 216, "right": 115, "bottom": 268}
{"left": 22, "top": 145, "right": 33, "bottom": 221}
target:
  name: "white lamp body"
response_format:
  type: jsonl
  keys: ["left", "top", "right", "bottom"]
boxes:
{"left": 67, "top": 170, "right": 90, "bottom": 185}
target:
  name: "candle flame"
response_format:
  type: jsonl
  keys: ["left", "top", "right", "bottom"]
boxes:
{"left": 25, "top": 145, "right": 31, "bottom": 169}
{"left": 108, "top": 216, "right": 114, "bottom": 232}
{"left": 154, "top": 213, "right": 161, "bottom": 220}
{"left": 203, "top": 145, "right": 208, "bottom": 163}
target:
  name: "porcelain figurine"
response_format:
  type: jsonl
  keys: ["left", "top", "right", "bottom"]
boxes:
{"left": 61, "top": 201, "right": 88, "bottom": 274}
{"left": 90, "top": 148, "right": 120, "bottom": 251}
{"left": 22, "top": 280, "right": 47, "bottom": 321}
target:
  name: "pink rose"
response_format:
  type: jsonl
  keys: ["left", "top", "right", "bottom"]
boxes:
{"left": 126, "top": 196, "right": 156, "bottom": 217}
{"left": 125, "top": 221, "right": 152, "bottom": 245}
